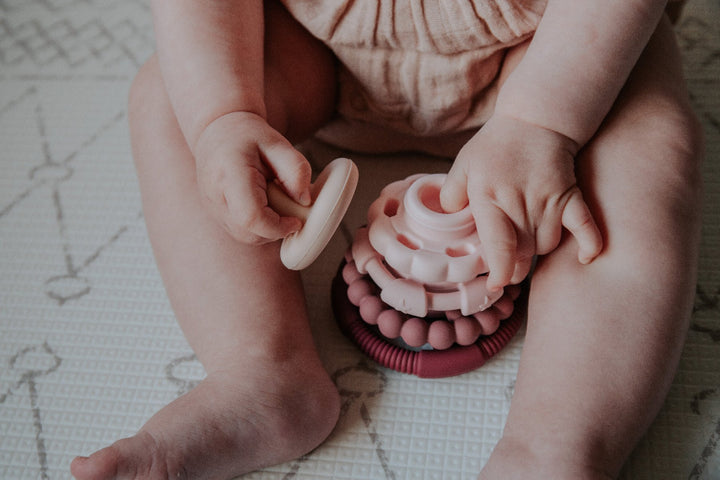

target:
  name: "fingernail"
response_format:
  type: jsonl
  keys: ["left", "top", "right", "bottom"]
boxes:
{"left": 299, "top": 190, "right": 311, "bottom": 206}
{"left": 579, "top": 251, "right": 596, "bottom": 265}
{"left": 487, "top": 284, "right": 502, "bottom": 294}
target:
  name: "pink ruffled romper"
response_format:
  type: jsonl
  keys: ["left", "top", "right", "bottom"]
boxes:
{"left": 281, "top": 0, "right": 548, "bottom": 142}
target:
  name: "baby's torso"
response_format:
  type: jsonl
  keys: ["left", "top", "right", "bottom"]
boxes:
{"left": 283, "top": 0, "right": 548, "bottom": 136}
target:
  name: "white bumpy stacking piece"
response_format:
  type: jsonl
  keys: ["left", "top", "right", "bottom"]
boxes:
{"left": 351, "top": 173, "right": 503, "bottom": 317}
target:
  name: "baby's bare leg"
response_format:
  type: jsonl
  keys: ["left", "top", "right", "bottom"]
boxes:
{"left": 71, "top": 3, "right": 340, "bottom": 479}
{"left": 480, "top": 18, "right": 703, "bottom": 479}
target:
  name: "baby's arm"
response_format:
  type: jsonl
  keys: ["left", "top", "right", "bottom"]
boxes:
{"left": 441, "top": 0, "right": 667, "bottom": 290}
{"left": 495, "top": 0, "right": 668, "bottom": 145}
{"left": 150, "top": 0, "right": 311, "bottom": 243}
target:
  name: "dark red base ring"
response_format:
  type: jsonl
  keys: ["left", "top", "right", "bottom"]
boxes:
{"left": 332, "top": 261, "right": 526, "bottom": 378}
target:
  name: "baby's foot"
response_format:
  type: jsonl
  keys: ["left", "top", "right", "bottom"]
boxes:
{"left": 71, "top": 359, "right": 340, "bottom": 480}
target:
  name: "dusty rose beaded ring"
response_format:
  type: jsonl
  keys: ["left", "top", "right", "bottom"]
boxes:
{"left": 332, "top": 173, "right": 526, "bottom": 378}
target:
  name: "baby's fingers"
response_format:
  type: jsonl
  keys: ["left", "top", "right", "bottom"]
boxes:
{"left": 439, "top": 166, "right": 470, "bottom": 213}
{"left": 225, "top": 205, "right": 301, "bottom": 243}
{"left": 261, "top": 139, "right": 312, "bottom": 207}
{"left": 561, "top": 188, "right": 603, "bottom": 264}
{"left": 474, "top": 204, "right": 518, "bottom": 292}
{"left": 221, "top": 168, "right": 302, "bottom": 243}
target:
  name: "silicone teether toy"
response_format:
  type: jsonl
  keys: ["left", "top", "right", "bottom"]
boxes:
{"left": 268, "top": 157, "right": 358, "bottom": 270}
{"left": 332, "top": 172, "right": 525, "bottom": 378}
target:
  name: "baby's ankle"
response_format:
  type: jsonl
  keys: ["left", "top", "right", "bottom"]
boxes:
{"left": 207, "top": 353, "right": 341, "bottom": 440}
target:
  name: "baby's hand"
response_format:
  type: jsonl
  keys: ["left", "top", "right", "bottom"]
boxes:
{"left": 440, "top": 114, "right": 603, "bottom": 291}
{"left": 193, "top": 112, "right": 312, "bottom": 244}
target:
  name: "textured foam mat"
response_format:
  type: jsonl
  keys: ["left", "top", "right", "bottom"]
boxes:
{"left": 1, "top": 1, "right": 719, "bottom": 479}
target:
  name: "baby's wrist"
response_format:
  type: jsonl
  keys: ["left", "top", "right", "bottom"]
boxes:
{"left": 193, "top": 110, "right": 266, "bottom": 156}
{"left": 494, "top": 71, "right": 606, "bottom": 147}
{"left": 481, "top": 111, "right": 581, "bottom": 165}
{"left": 487, "top": 112, "right": 581, "bottom": 157}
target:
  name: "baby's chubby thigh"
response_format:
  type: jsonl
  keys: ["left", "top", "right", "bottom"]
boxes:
{"left": 574, "top": 19, "right": 702, "bottom": 265}
{"left": 482, "top": 21, "right": 702, "bottom": 479}
{"left": 530, "top": 18, "right": 702, "bottom": 326}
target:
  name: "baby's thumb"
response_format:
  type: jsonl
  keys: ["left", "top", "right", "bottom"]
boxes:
{"left": 264, "top": 142, "right": 312, "bottom": 207}
{"left": 440, "top": 168, "right": 469, "bottom": 213}
{"left": 562, "top": 188, "right": 603, "bottom": 264}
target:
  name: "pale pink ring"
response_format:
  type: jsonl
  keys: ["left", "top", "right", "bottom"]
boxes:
{"left": 352, "top": 227, "right": 503, "bottom": 317}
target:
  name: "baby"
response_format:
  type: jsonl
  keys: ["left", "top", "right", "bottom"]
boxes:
{"left": 71, "top": 0, "right": 703, "bottom": 479}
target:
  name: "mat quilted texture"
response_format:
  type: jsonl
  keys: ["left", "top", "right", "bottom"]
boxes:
{"left": 1, "top": 1, "right": 719, "bottom": 479}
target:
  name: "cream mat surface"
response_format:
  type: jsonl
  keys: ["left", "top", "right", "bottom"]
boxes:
{"left": 1, "top": 1, "right": 719, "bottom": 478}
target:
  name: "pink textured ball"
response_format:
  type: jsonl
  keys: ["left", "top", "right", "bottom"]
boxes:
{"left": 359, "top": 295, "right": 384, "bottom": 325}
{"left": 342, "top": 261, "right": 363, "bottom": 285}
{"left": 474, "top": 311, "right": 501, "bottom": 335}
{"left": 347, "top": 278, "right": 374, "bottom": 306}
{"left": 492, "top": 296, "right": 515, "bottom": 320}
{"left": 506, "top": 284, "right": 522, "bottom": 301}
{"left": 428, "top": 320, "right": 455, "bottom": 350}
{"left": 401, "top": 317, "right": 429, "bottom": 347}
{"left": 453, "top": 316, "right": 483, "bottom": 346}
{"left": 377, "top": 309, "right": 404, "bottom": 338}
{"left": 445, "top": 310, "right": 462, "bottom": 321}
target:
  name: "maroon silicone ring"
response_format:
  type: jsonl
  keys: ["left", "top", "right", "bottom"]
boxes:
{"left": 332, "top": 261, "right": 526, "bottom": 378}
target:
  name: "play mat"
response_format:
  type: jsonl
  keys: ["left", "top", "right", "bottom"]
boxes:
{"left": 1, "top": 0, "right": 719, "bottom": 478}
